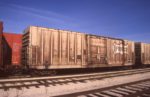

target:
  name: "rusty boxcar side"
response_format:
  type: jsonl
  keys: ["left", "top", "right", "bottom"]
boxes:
{"left": 22, "top": 26, "right": 87, "bottom": 69}
{"left": 86, "top": 35, "right": 135, "bottom": 67}
{"left": 106, "top": 38, "right": 135, "bottom": 66}
{"left": 87, "top": 35, "right": 107, "bottom": 67}
{"left": 3, "top": 33, "right": 22, "bottom": 67}
{"left": 22, "top": 26, "right": 135, "bottom": 70}
{"left": 135, "top": 42, "right": 150, "bottom": 65}
{"left": 107, "top": 38, "right": 124, "bottom": 66}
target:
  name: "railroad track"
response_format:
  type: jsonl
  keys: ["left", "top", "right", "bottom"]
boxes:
{"left": 0, "top": 68, "right": 150, "bottom": 90}
{"left": 57, "top": 79, "right": 150, "bottom": 97}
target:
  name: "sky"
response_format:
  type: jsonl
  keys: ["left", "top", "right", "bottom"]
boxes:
{"left": 0, "top": 0, "right": 150, "bottom": 43}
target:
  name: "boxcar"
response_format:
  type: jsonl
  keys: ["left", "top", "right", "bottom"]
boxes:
{"left": 3, "top": 33, "right": 22, "bottom": 67}
{"left": 135, "top": 42, "right": 150, "bottom": 65}
{"left": 87, "top": 35, "right": 135, "bottom": 67}
{"left": 22, "top": 26, "right": 87, "bottom": 69}
{"left": 22, "top": 26, "right": 135, "bottom": 70}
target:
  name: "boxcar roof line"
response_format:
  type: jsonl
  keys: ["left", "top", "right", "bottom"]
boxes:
{"left": 25, "top": 25, "right": 134, "bottom": 42}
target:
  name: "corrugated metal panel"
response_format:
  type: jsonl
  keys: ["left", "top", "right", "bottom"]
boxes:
{"left": 61, "top": 31, "right": 68, "bottom": 64}
{"left": 23, "top": 26, "right": 87, "bottom": 69}
{"left": 3, "top": 33, "right": 22, "bottom": 66}
{"left": 107, "top": 38, "right": 124, "bottom": 66}
{"left": 22, "top": 29, "right": 29, "bottom": 66}
{"left": 124, "top": 40, "right": 135, "bottom": 65}
{"left": 53, "top": 29, "right": 59, "bottom": 64}
{"left": 88, "top": 35, "right": 107, "bottom": 67}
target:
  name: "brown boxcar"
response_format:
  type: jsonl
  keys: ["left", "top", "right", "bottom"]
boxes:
{"left": 0, "top": 21, "right": 3, "bottom": 68}
{"left": 22, "top": 26, "right": 87, "bottom": 69}
{"left": 22, "top": 26, "right": 135, "bottom": 70}
{"left": 135, "top": 42, "right": 150, "bottom": 65}
{"left": 3, "top": 33, "right": 22, "bottom": 67}
{"left": 87, "top": 35, "right": 135, "bottom": 67}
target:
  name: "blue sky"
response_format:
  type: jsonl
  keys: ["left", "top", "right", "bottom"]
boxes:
{"left": 0, "top": 0, "right": 150, "bottom": 43}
